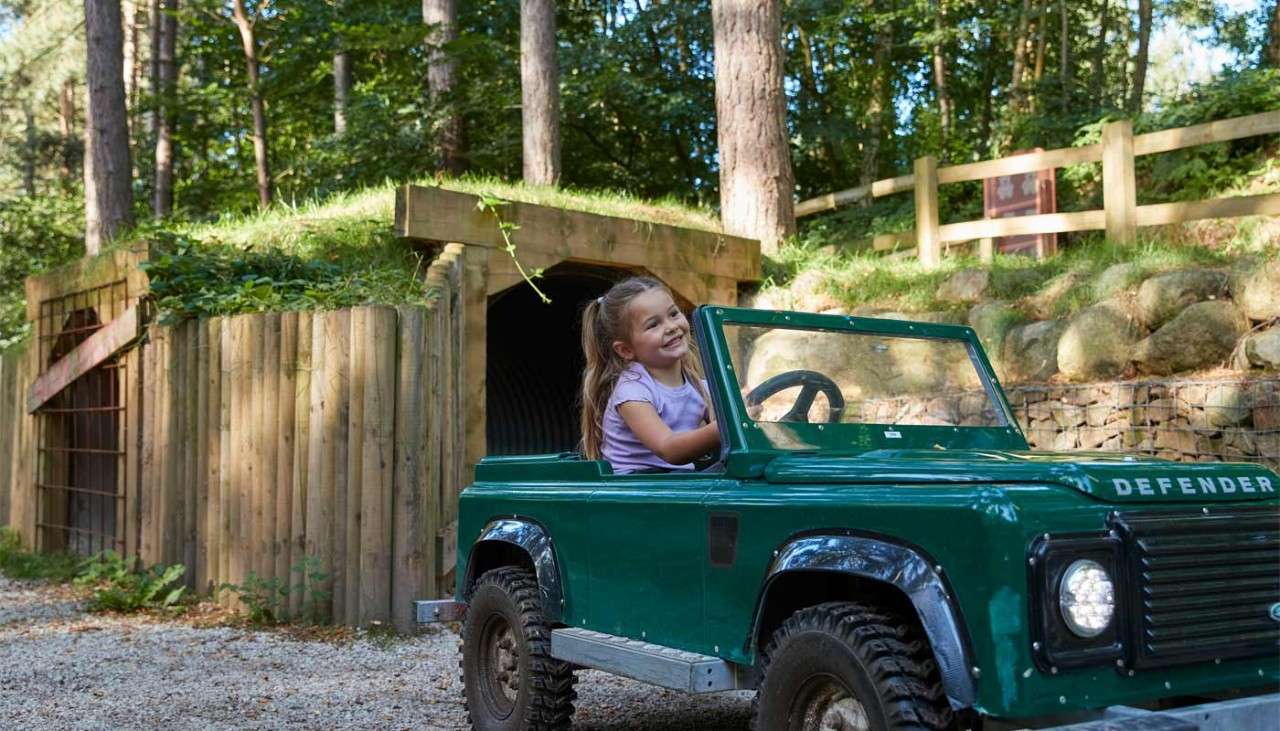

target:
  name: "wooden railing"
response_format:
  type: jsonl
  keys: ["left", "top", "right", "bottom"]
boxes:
{"left": 796, "top": 110, "right": 1280, "bottom": 267}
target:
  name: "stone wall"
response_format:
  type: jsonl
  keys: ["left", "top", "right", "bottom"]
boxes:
{"left": 1008, "top": 379, "right": 1279, "bottom": 469}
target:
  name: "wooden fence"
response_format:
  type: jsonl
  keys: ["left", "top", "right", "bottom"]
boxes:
{"left": 796, "top": 110, "right": 1280, "bottom": 267}
{"left": 1, "top": 244, "right": 468, "bottom": 632}
{"left": 0, "top": 345, "right": 39, "bottom": 540}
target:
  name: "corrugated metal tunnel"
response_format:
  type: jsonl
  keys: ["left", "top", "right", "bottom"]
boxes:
{"left": 486, "top": 264, "right": 631, "bottom": 456}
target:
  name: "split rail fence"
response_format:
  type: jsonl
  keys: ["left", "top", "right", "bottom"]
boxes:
{"left": 0, "top": 245, "right": 468, "bottom": 633}
{"left": 796, "top": 110, "right": 1280, "bottom": 267}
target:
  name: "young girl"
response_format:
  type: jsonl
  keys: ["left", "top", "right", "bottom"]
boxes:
{"left": 580, "top": 277, "right": 720, "bottom": 473}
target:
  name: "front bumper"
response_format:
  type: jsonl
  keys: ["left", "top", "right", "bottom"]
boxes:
{"left": 1043, "top": 692, "right": 1280, "bottom": 730}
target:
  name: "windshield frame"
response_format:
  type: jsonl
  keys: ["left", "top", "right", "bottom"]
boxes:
{"left": 693, "top": 306, "right": 1028, "bottom": 474}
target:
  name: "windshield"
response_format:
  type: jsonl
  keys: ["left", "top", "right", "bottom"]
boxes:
{"left": 725, "top": 323, "right": 1008, "bottom": 428}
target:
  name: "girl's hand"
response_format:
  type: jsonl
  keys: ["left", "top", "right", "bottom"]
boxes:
{"left": 616, "top": 401, "right": 721, "bottom": 466}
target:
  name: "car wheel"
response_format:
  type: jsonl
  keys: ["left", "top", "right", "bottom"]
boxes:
{"left": 461, "top": 566, "right": 576, "bottom": 731}
{"left": 753, "top": 601, "right": 953, "bottom": 731}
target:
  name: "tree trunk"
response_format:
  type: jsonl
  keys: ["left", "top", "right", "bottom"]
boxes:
{"left": 861, "top": 15, "right": 893, "bottom": 188}
{"left": 148, "top": 0, "right": 160, "bottom": 136}
{"left": 424, "top": 0, "right": 465, "bottom": 174}
{"left": 84, "top": 0, "right": 136, "bottom": 255}
{"left": 1009, "top": 0, "right": 1032, "bottom": 113}
{"left": 931, "top": 0, "right": 952, "bottom": 151}
{"left": 23, "top": 97, "right": 37, "bottom": 196}
{"left": 1090, "top": 0, "right": 1110, "bottom": 105}
{"left": 1268, "top": 1, "right": 1279, "bottom": 67}
{"left": 1059, "top": 0, "right": 1071, "bottom": 111}
{"left": 333, "top": 0, "right": 350, "bottom": 136}
{"left": 978, "top": 19, "right": 998, "bottom": 155}
{"left": 711, "top": 0, "right": 795, "bottom": 253}
{"left": 153, "top": 0, "right": 177, "bottom": 217}
{"left": 231, "top": 0, "right": 272, "bottom": 208}
{"left": 333, "top": 51, "right": 350, "bottom": 135}
{"left": 59, "top": 79, "right": 77, "bottom": 185}
{"left": 1129, "top": 0, "right": 1152, "bottom": 113}
{"left": 1030, "top": 0, "right": 1049, "bottom": 111}
{"left": 520, "top": 0, "right": 560, "bottom": 185}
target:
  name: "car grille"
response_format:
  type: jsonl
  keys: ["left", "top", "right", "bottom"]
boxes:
{"left": 1112, "top": 508, "right": 1280, "bottom": 669}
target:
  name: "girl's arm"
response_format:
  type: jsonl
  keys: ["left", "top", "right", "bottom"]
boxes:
{"left": 616, "top": 401, "right": 720, "bottom": 466}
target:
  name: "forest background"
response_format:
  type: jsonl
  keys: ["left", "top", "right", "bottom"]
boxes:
{"left": 0, "top": 0, "right": 1277, "bottom": 346}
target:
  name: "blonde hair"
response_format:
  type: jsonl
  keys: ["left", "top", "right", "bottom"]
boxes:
{"left": 579, "top": 277, "right": 707, "bottom": 460}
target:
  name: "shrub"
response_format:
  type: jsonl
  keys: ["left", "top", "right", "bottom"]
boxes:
{"left": 74, "top": 551, "right": 188, "bottom": 613}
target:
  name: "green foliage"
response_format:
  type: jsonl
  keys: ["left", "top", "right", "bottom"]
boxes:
{"left": 141, "top": 229, "right": 430, "bottom": 324}
{"left": 74, "top": 551, "right": 188, "bottom": 613}
{"left": 767, "top": 229, "right": 1272, "bottom": 319}
{"left": 0, "top": 194, "right": 83, "bottom": 347}
{"left": 475, "top": 194, "right": 550, "bottom": 304}
{"left": 0, "top": 527, "right": 82, "bottom": 581}
{"left": 1, "top": 528, "right": 189, "bottom": 612}
{"left": 219, "top": 555, "right": 332, "bottom": 625}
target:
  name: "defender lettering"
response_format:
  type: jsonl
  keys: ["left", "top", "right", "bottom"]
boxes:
{"left": 1110, "top": 474, "right": 1274, "bottom": 498}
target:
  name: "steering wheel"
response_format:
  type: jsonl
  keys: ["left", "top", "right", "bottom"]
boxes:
{"left": 744, "top": 370, "right": 845, "bottom": 424}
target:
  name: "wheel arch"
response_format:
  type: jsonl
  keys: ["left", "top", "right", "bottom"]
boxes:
{"left": 463, "top": 518, "right": 565, "bottom": 623}
{"left": 750, "top": 531, "right": 978, "bottom": 709}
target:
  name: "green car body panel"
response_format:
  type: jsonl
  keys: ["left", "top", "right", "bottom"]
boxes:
{"left": 455, "top": 306, "right": 1280, "bottom": 720}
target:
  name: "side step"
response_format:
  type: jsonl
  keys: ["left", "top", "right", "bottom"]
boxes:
{"left": 550, "top": 628, "right": 750, "bottom": 694}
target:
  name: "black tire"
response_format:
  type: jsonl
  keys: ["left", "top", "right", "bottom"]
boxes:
{"left": 753, "top": 602, "right": 954, "bottom": 731}
{"left": 460, "top": 567, "right": 576, "bottom": 731}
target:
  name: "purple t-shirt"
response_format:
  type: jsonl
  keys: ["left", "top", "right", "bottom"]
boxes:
{"left": 602, "top": 362, "right": 708, "bottom": 474}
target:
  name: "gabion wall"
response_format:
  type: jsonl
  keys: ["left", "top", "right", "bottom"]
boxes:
{"left": 1008, "top": 379, "right": 1279, "bottom": 470}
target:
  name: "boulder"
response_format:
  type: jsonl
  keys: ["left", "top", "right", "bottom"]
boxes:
{"left": 744, "top": 287, "right": 793, "bottom": 311}
{"left": 1026, "top": 270, "right": 1085, "bottom": 319}
{"left": 789, "top": 269, "right": 844, "bottom": 313}
{"left": 1235, "top": 326, "right": 1280, "bottom": 370}
{"left": 967, "top": 302, "right": 1023, "bottom": 362}
{"left": 1197, "top": 383, "right": 1252, "bottom": 428}
{"left": 1229, "top": 259, "right": 1280, "bottom": 321}
{"left": 1132, "top": 300, "right": 1248, "bottom": 375}
{"left": 1001, "top": 319, "right": 1066, "bottom": 383}
{"left": 1057, "top": 302, "right": 1142, "bottom": 381}
{"left": 1134, "top": 269, "right": 1228, "bottom": 329}
{"left": 1093, "top": 263, "right": 1141, "bottom": 299}
{"left": 938, "top": 268, "right": 990, "bottom": 304}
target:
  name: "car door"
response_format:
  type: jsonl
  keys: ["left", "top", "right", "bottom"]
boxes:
{"left": 585, "top": 474, "right": 717, "bottom": 654}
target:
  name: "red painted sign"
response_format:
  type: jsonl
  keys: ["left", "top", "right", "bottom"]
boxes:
{"left": 982, "top": 149, "right": 1057, "bottom": 257}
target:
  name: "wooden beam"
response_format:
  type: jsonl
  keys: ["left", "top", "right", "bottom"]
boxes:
{"left": 913, "top": 156, "right": 942, "bottom": 269}
{"left": 872, "top": 231, "right": 917, "bottom": 251}
{"left": 936, "top": 144, "right": 1102, "bottom": 184}
{"left": 1134, "top": 110, "right": 1280, "bottom": 157}
{"left": 1135, "top": 192, "right": 1280, "bottom": 227}
{"left": 396, "top": 186, "right": 761, "bottom": 284}
{"left": 27, "top": 304, "right": 139, "bottom": 413}
{"left": 1102, "top": 120, "right": 1138, "bottom": 244}
{"left": 939, "top": 209, "right": 1105, "bottom": 243}
{"left": 795, "top": 184, "right": 870, "bottom": 217}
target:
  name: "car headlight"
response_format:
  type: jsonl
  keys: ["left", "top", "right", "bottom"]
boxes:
{"left": 1058, "top": 559, "right": 1115, "bottom": 638}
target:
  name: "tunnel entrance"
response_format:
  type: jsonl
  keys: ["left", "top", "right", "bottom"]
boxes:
{"left": 485, "top": 263, "right": 635, "bottom": 456}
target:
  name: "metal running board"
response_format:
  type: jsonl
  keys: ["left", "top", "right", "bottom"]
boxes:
{"left": 550, "top": 628, "right": 748, "bottom": 693}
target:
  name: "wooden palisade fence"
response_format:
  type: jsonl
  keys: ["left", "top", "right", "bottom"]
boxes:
{"left": 796, "top": 110, "right": 1280, "bottom": 267}
{"left": 1, "top": 245, "right": 467, "bottom": 633}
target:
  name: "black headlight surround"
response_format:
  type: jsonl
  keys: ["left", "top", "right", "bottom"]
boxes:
{"left": 1028, "top": 532, "right": 1125, "bottom": 672}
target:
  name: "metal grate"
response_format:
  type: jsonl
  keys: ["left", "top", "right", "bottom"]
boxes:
{"left": 34, "top": 280, "right": 131, "bottom": 556}
{"left": 1113, "top": 508, "right": 1280, "bottom": 669}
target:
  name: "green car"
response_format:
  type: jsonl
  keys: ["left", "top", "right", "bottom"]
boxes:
{"left": 418, "top": 306, "right": 1279, "bottom": 731}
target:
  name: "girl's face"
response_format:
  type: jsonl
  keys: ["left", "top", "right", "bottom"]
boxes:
{"left": 612, "top": 288, "right": 690, "bottom": 368}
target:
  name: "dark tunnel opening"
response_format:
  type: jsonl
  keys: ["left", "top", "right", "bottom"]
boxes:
{"left": 486, "top": 263, "right": 634, "bottom": 456}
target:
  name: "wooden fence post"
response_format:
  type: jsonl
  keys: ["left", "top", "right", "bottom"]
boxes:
{"left": 1102, "top": 119, "right": 1137, "bottom": 244}
{"left": 913, "top": 156, "right": 941, "bottom": 269}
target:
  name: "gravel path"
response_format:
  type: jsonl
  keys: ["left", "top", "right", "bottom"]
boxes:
{"left": 0, "top": 577, "right": 753, "bottom": 730}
